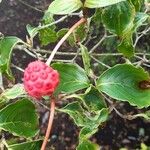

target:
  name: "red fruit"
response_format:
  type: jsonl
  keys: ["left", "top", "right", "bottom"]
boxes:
{"left": 23, "top": 61, "right": 59, "bottom": 99}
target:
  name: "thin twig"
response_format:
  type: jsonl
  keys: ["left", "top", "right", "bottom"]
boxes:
{"left": 22, "top": 48, "right": 37, "bottom": 58}
{"left": 134, "top": 26, "right": 150, "bottom": 47}
{"left": 17, "top": 0, "right": 44, "bottom": 12}
{"left": 41, "top": 98, "right": 55, "bottom": 150}
{"left": 102, "top": 94, "right": 135, "bottom": 120}
{"left": 15, "top": 45, "right": 150, "bottom": 56}
{"left": 46, "top": 18, "right": 87, "bottom": 65}
{"left": 91, "top": 55, "right": 111, "bottom": 69}
{"left": 11, "top": 64, "right": 24, "bottom": 72}
{"left": 90, "top": 31, "right": 107, "bottom": 53}
{"left": 38, "top": 15, "right": 68, "bottom": 30}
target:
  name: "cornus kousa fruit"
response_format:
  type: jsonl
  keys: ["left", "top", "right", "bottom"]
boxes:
{"left": 23, "top": 61, "right": 59, "bottom": 99}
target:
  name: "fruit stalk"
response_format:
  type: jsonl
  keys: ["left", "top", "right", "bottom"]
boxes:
{"left": 46, "top": 17, "right": 87, "bottom": 65}
{"left": 41, "top": 97, "right": 55, "bottom": 150}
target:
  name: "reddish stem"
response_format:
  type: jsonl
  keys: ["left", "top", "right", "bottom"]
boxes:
{"left": 46, "top": 17, "right": 87, "bottom": 65}
{"left": 41, "top": 98, "right": 55, "bottom": 150}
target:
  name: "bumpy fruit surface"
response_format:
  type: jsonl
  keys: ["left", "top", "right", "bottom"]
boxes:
{"left": 23, "top": 61, "right": 59, "bottom": 99}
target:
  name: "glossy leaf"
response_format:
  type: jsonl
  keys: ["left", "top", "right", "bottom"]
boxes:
{"left": 0, "top": 99, "right": 39, "bottom": 138}
{"left": 0, "top": 36, "right": 23, "bottom": 78}
{"left": 77, "top": 140, "right": 100, "bottom": 150}
{"left": 52, "top": 63, "right": 90, "bottom": 94}
{"left": 7, "top": 140, "right": 42, "bottom": 150}
{"left": 84, "top": 0, "right": 126, "bottom": 8}
{"left": 96, "top": 64, "right": 150, "bottom": 108}
{"left": 102, "top": 1, "right": 135, "bottom": 36}
{"left": 47, "top": 0, "right": 83, "bottom": 15}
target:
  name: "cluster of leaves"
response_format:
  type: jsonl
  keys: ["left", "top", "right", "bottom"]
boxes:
{"left": 0, "top": 0, "right": 150, "bottom": 149}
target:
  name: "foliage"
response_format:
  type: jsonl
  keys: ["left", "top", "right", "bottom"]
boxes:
{"left": 0, "top": 0, "right": 150, "bottom": 149}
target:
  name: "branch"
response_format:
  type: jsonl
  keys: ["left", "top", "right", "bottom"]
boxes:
{"left": 15, "top": 45, "right": 150, "bottom": 57}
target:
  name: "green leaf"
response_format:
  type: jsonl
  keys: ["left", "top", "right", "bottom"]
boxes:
{"left": 117, "top": 12, "right": 148, "bottom": 57}
{"left": 88, "top": 108, "right": 109, "bottom": 128}
{"left": 118, "top": 36, "right": 134, "bottom": 57}
{"left": 91, "top": 9, "right": 102, "bottom": 28}
{"left": 0, "top": 84, "right": 26, "bottom": 105}
{"left": 59, "top": 101, "right": 108, "bottom": 127}
{"left": 0, "top": 36, "right": 23, "bottom": 78}
{"left": 26, "top": 24, "right": 39, "bottom": 39}
{"left": 0, "top": 99, "right": 39, "bottom": 138}
{"left": 78, "top": 109, "right": 109, "bottom": 141}
{"left": 39, "top": 28, "right": 57, "bottom": 46}
{"left": 52, "top": 63, "right": 90, "bottom": 94}
{"left": 80, "top": 44, "right": 91, "bottom": 75}
{"left": 38, "top": 13, "right": 57, "bottom": 46}
{"left": 133, "top": 12, "right": 149, "bottom": 32}
{"left": 26, "top": 12, "right": 56, "bottom": 41}
{"left": 102, "top": 1, "right": 135, "bottom": 36}
{"left": 47, "top": 0, "right": 83, "bottom": 15}
{"left": 128, "top": 0, "right": 144, "bottom": 11}
{"left": 41, "top": 11, "right": 56, "bottom": 30}
{"left": 7, "top": 140, "right": 42, "bottom": 150}
{"left": 81, "top": 86, "right": 106, "bottom": 113}
{"left": 84, "top": 0, "right": 126, "bottom": 8}
{"left": 0, "top": 84, "right": 26, "bottom": 101}
{"left": 57, "top": 24, "right": 87, "bottom": 47}
{"left": 59, "top": 101, "right": 90, "bottom": 127}
{"left": 59, "top": 101, "right": 109, "bottom": 147}
{"left": 96, "top": 64, "right": 150, "bottom": 108}
{"left": 79, "top": 127, "right": 98, "bottom": 141}
{"left": 77, "top": 140, "right": 100, "bottom": 150}
{"left": 141, "top": 143, "right": 150, "bottom": 150}
{"left": 75, "top": 24, "right": 87, "bottom": 42}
